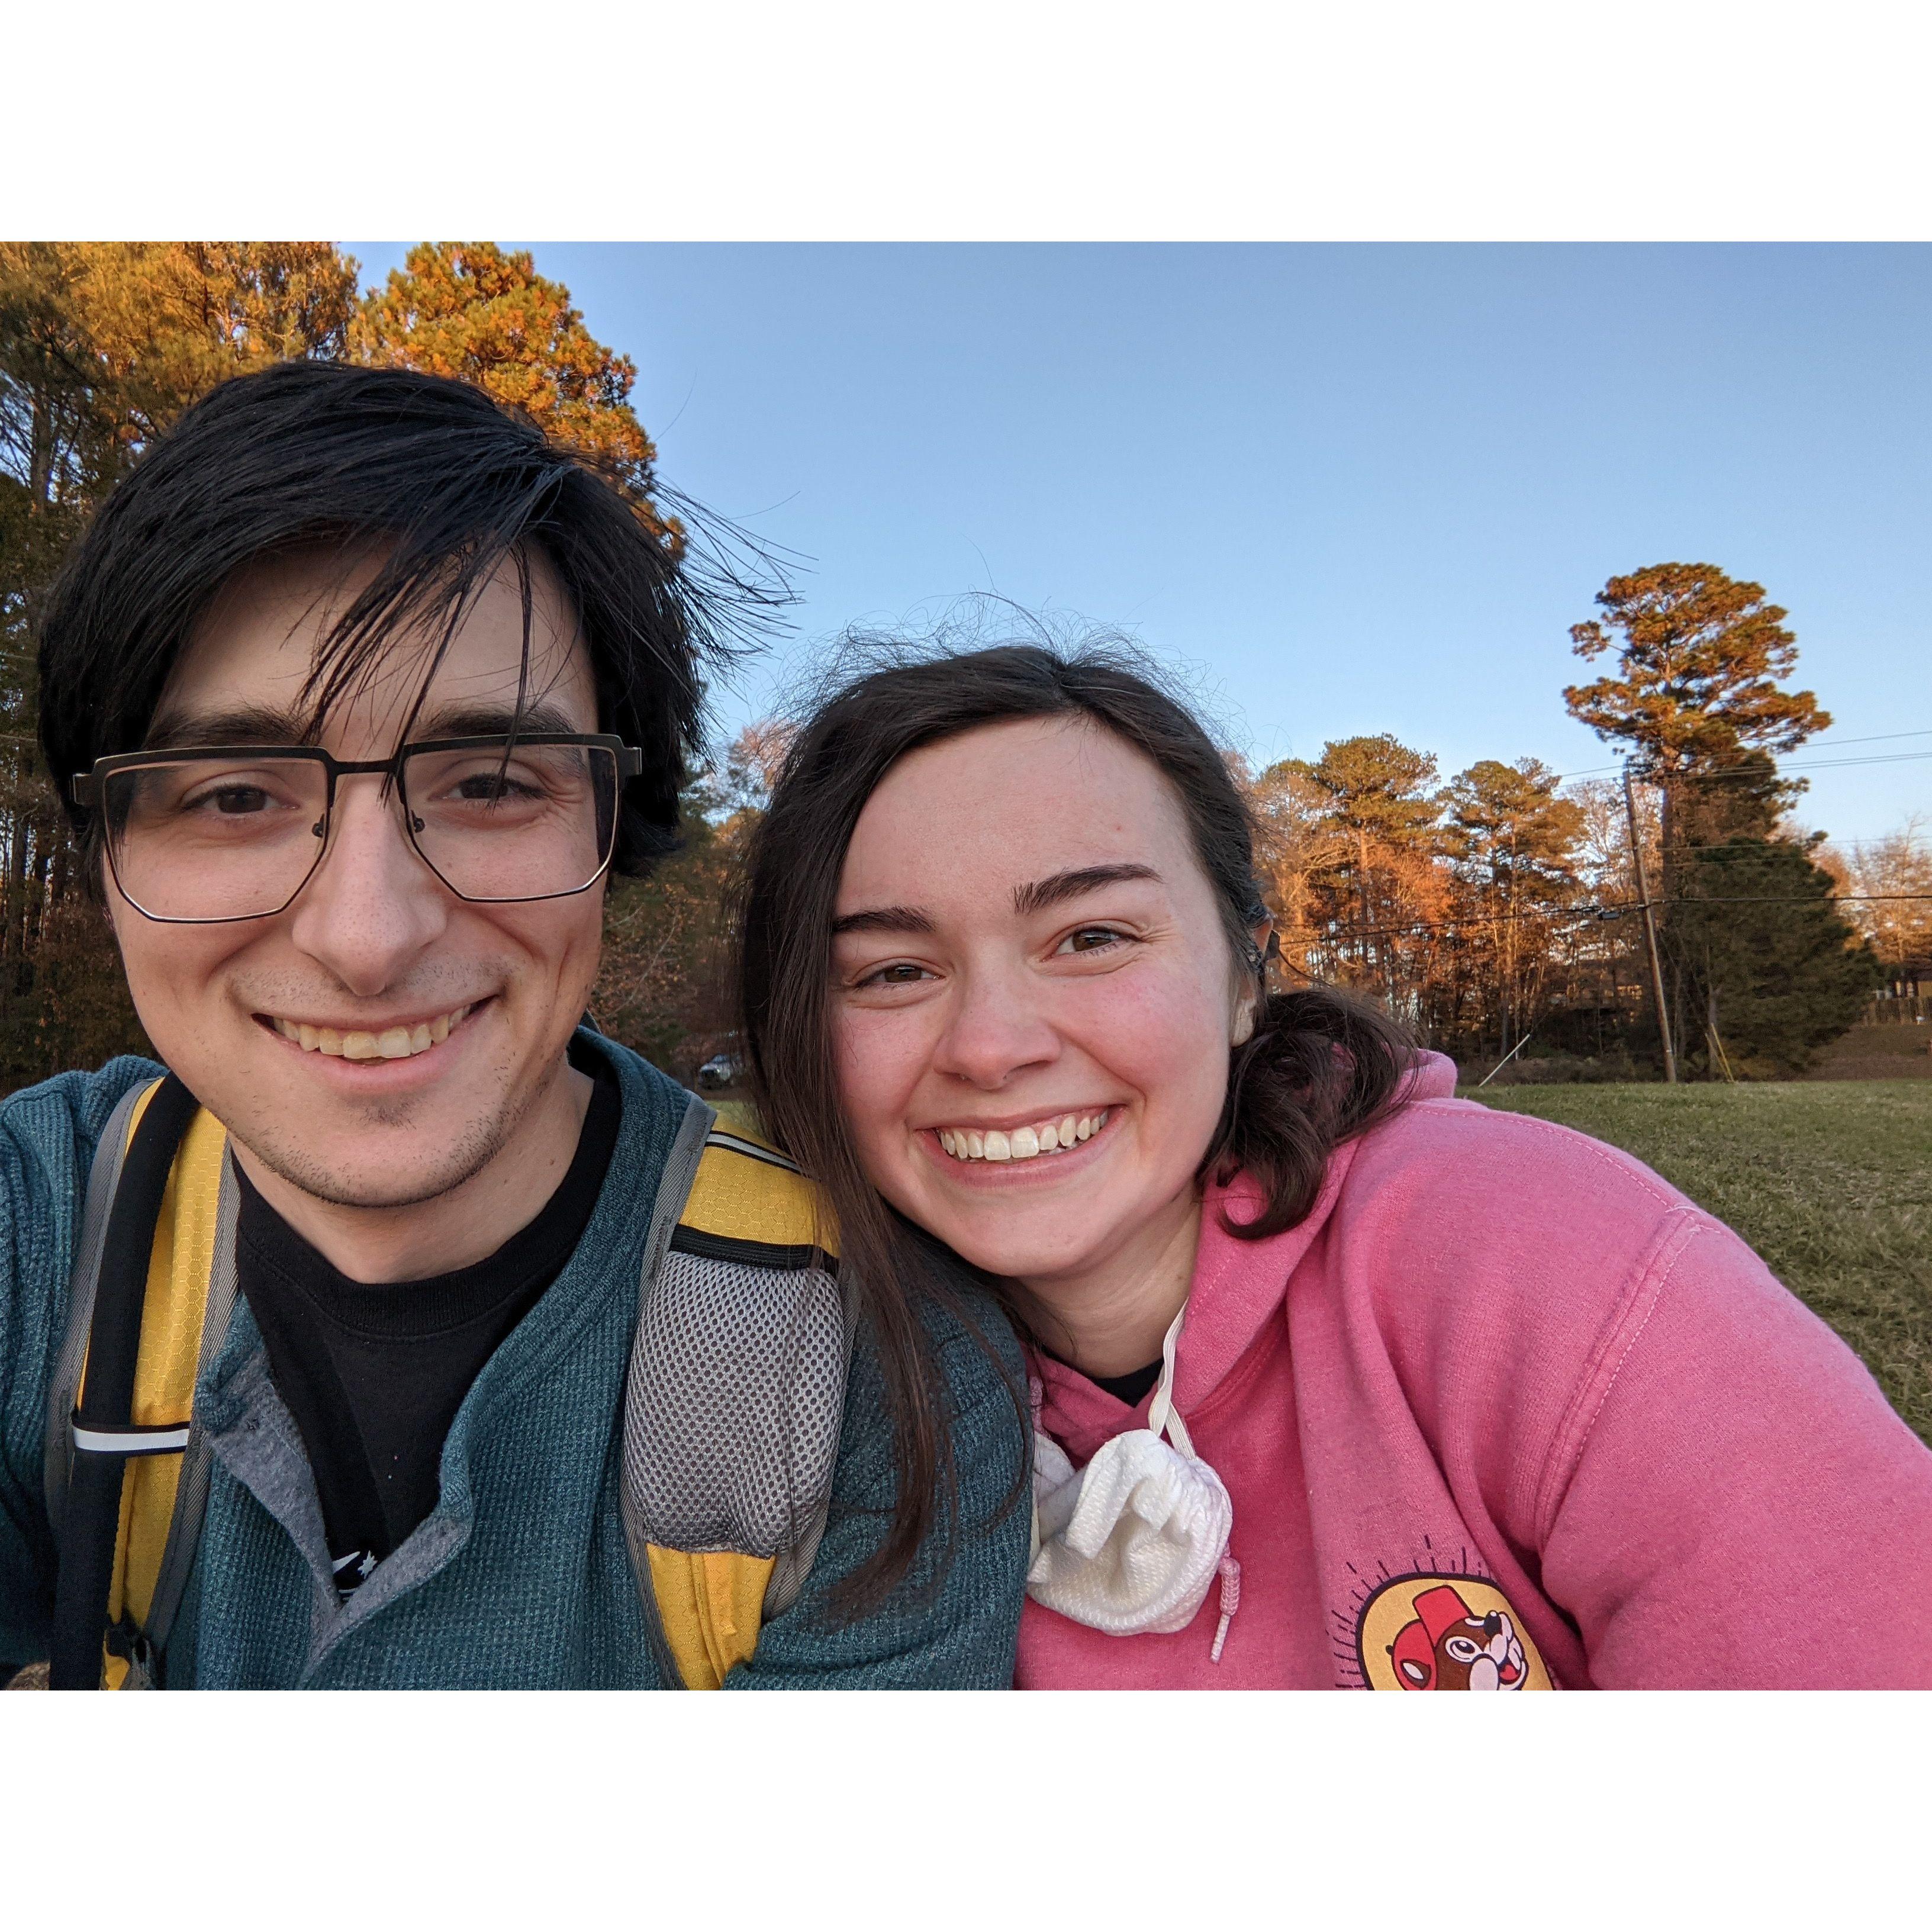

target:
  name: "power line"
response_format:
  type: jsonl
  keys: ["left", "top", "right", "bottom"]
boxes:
{"left": 1763, "top": 751, "right": 1932, "bottom": 771}
{"left": 1679, "top": 842, "right": 1892, "bottom": 862}
{"left": 1535, "top": 730, "right": 1932, "bottom": 786}
{"left": 1282, "top": 892, "right": 1932, "bottom": 947}
{"left": 1277, "top": 737, "right": 1932, "bottom": 795}
{"left": 1621, "top": 751, "right": 1932, "bottom": 782}
{"left": 1796, "top": 727, "right": 1932, "bottom": 748}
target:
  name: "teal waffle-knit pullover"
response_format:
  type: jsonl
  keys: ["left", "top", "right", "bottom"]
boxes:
{"left": 0, "top": 1035, "right": 1029, "bottom": 1688}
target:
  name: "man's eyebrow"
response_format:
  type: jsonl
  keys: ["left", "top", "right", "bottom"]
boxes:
{"left": 139, "top": 700, "right": 590, "bottom": 755}
{"left": 1012, "top": 864, "right": 1161, "bottom": 917}
{"left": 830, "top": 904, "right": 935, "bottom": 937}
{"left": 413, "top": 700, "right": 588, "bottom": 740}
{"left": 142, "top": 705, "right": 309, "bottom": 751}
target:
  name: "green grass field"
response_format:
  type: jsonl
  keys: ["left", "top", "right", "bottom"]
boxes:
{"left": 1470, "top": 1082, "right": 1932, "bottom": 1445}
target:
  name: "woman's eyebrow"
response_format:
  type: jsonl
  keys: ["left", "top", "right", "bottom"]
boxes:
{"left": 1012, "top": 864, "right": 1160, "bottom": 916}
{"left": 831, "top": 866, "right": 1160, "bottom": 936}
{"left": 831, "top": 904, "right": 935, "bottom": 936}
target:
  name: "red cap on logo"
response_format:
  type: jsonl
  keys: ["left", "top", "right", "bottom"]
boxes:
{"left": 1388, "top": 1583, "right": 1476, "bottom": 1691}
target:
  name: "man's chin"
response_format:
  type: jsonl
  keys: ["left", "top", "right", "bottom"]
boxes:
{"left": 232, "top": 1114, "right": 515, "bottom": 1215}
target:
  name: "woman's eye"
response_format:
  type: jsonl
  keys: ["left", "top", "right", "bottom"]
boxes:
{"left": 1057, "top": 927, "right": 1131, "bottom": 956}
{"left": 858, "top": 962, "right": 932, "bottom": 988}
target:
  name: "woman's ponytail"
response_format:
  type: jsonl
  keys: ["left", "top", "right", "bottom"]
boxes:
{"left": 1199, "top": 984, "right": 1418, "bottom": 1241}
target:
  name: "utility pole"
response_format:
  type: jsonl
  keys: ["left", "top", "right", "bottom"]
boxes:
{"left": 1623, "top": 765, "right": 1677, "bottom": 1084}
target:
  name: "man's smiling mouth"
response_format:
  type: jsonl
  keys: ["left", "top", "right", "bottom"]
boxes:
{"left": 256, "top": 1003, "right": 479, "bottom": 1061}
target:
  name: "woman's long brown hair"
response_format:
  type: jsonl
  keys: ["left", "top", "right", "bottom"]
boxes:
{"left": 735, "top": 638, "right": 1417, "bottom": 1608}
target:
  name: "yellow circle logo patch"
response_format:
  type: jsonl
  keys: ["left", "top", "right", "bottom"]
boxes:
{"left": 1357, "top": 1574, "right": 1552, "bottom": 1691}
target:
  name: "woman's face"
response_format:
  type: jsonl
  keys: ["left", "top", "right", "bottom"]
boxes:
{"left": 830, "top": 714, "right": 1252, "bottom": 1297}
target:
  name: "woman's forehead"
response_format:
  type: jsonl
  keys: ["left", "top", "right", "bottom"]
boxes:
{"left": 838, "top": 715, "right": 1202, "bottom": 912}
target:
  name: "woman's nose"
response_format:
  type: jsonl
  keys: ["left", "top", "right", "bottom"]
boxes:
{"left": 930, "top": 966, "right": 1061, "bottom": 1089}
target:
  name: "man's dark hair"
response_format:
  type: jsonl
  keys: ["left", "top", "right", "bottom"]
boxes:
{"left": 38, "top": 359, "right": 767, "bottom": 881}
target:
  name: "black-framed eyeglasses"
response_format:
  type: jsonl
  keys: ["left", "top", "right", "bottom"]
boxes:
{"left": 73, "top": 734, "right": 643, "bottom": 924}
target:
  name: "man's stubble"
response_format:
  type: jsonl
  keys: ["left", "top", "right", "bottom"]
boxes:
{"left": 230, "top": 1042, "right": 563, "bottom": 1215}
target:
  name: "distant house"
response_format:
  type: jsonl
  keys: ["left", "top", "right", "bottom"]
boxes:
{"left": 1873, "top": 957, "right": 1930, "bottom": 1011}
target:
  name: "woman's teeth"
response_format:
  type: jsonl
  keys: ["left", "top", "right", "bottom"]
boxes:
{"left": 936, "top": 1111, "right": 1109, "bottom": 1163}
{"left": 271, "top": 1006, "right": 471, "bottom": 1060}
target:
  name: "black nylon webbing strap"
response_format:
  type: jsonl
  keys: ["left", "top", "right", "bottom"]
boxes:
{"left": 48, "top": 1075, "right": 199, "bottom": 1690}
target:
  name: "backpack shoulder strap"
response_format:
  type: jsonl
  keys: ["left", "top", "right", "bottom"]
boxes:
{"left": 47, "top": 1078, "right": 232, "bottom": 1688}
{"left": 675, "top": 1124, "right": 836, "bottom": 1266}
{"left": 622, "top": 1106, "right": 849, "bottom": 1689}
{"left": 45, "top": 1078, "right": 153, "bottom": 1535}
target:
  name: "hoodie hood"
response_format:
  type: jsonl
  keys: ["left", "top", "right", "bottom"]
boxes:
{"left": 1035, "top": 1049, "right": 1459, "bottom": 1452}
{"left": 1174, "top": 1048, "right": 1458, "bottom": 1411}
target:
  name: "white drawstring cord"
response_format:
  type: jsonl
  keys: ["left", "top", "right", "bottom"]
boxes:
{"left": 1152, "top": 1305, "right": 1242, "bottom": 1663}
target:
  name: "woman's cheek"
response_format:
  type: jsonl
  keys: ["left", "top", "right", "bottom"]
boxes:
{"left": 833, "top": 1003, "right": 931, "bottom": 1159}
{"left": 1063, "top": 955, "right": 1228, "bottom": 1097}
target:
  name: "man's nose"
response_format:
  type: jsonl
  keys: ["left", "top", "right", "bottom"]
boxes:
{"left": 284, "top": 777, "right": 450, "bottom": 993}
{"left": 930, "top": 962, "right": 1061, "bottom": 1089}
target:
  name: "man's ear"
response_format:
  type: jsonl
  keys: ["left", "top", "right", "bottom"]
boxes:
{"left": 99, "top": 855, "right": 128, "bottom": 945}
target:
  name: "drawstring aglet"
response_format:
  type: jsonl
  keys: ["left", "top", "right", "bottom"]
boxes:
{"left": 1209, "top": 1553, "right": 1242, "bottom": 1663}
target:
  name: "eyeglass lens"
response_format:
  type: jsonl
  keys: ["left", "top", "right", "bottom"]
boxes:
{"left": 102, "top": 743, "right": 620, "bottom": 920}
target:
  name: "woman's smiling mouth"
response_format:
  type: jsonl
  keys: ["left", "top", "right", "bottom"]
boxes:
{"left": 932, "top": 1109, "right": 1112, "bottom": 1163}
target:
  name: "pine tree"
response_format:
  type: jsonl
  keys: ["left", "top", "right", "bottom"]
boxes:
{"left": 1670, "top": 833, "right": 1878, "bottom": 1073}
{"left": 1440, "top": 758, "right": 1584, "bottom": 1058}
{"left": 1261, "top": 735, "right": 1444, "bottom": 1021}
{"left": 1563, "top": 563, "right": 1864, "bottom": 1076}
{"left": 349, "top": 243, "right": 679, "bottom": 552}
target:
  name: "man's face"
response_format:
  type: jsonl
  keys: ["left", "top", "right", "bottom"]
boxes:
{"left": 106, "top": 548, "right": 607, "bottom": 1211}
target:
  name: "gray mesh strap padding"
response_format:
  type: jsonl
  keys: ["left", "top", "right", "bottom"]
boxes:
{"left": 622, "top": 1245, "right": 847, "bottom": 1567}
{"left": 618, "top": 1091, "right": 713, "bottom": 1688}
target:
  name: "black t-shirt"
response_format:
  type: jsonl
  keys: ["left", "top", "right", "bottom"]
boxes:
{"left": 1086, "top": 1359, "right": 1164, "bottom": 1408}
{"left": 236, "top": 1044, "right": 622, "bottom": 1594}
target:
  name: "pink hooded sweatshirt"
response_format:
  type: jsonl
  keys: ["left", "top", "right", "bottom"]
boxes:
{"left": 1017, "top": 1054, "right": 1932, "bottom": 1689}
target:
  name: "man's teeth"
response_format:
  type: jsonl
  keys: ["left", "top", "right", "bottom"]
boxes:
{"left": 271, "top": 1006, "right": 471, "bottom": 1060}
{"left": 936, "top": 1111, "right": 1109, "bottom": 1163}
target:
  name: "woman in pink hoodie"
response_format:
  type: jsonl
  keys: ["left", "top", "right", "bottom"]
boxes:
{"left": 736, "top": 640, "right": 1932, "bottom": 1688}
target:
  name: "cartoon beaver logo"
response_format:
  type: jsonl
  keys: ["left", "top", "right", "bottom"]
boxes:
{"left": 1389, "top": 1583, "right": 1528, "bottom": 1690}
{"left": 1354, "top": 1574, "right": 1552, "bottom": 1690}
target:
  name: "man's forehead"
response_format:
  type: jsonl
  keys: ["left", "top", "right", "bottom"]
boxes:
{"left": 157, "top": 545, "right": 593, "bottom": 742}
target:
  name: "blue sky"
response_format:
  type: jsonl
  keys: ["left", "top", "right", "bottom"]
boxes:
{"left": 346, "top": 244, "right": 1930, "bottom": 846}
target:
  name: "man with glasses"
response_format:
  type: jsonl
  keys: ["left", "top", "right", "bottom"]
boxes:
{"left": 0, "top": 361, "right": 1027, "bottom": 1688}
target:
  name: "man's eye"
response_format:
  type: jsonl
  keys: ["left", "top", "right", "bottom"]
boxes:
{"left": 450, "top": 772, "right": 544, "bottom": 803}
{"left": 185, "top": 784, "right": 277, "bottom": 816}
